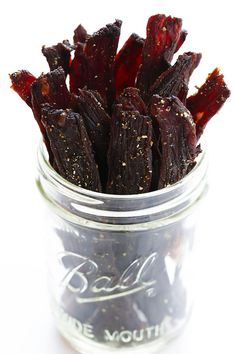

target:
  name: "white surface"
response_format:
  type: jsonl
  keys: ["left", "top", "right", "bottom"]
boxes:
{"left": 0, "top": 1, "right": 235, "bottom": 353}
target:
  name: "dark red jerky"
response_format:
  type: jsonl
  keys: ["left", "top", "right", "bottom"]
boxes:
{"left": 10, "top": 70, "right": 36, "bottom": 107}
{"left": 106, "top": 105, "right": 152, "bottom": 194}
{"left": 84, "top": 20, "right": 122, "bottom": 108}
{"left": 187, "top": 68, "right": 231, "bottom": 139}
{"left": 114, "top": 33, "right": 144, "bottom": 96}
{"left": 137, "top": 15, "right": 183, "bottom": 100}
{"left": 41, "top": 104, "right": 102, "bottom": 191}
{"left": 42, "top": 40, "right": 72, "bottom": 76}
{"left": 73, "top": 24, "right": 90, "bottom": 45}
{"left": 150, "top": 52, "right": 202, "bottom": 104}
{"left": 175, "top": 30, "right": 188, "bottom": 53}
{"left": 31, "top": 67, "right": 70, "bottom": 123}
{"left": 69, "top": 50, "right": 89, "bottom": 94}
{"left": 149, "top": 95, "right": 197, "bottom": 189}
{"left": 70, "top": 90, "right": 110, "bottom": 188}
{"left": 116, "top": 87, "right": 147, "bottom": 115}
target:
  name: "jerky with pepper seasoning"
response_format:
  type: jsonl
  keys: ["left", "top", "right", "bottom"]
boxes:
{"left": 149, "top": 52, "right": 202, "bottom": 104}
{"left": 106, "top": 104, "right": 152, "bottom": 194}
{"left": 137, "top": 14, "right": 183, "bottom": 100}
{"left": 187, "top": 68, "right": 230, "bottom": 139}
{"left": 84, "top": 20, "right": 122, "bottom": 108}
{"left": 41, "top": 104, "right": 102, "bottom": 191}
{"left": 116, "top": 87, "right": 147, "bottom": 115}
{"left": 73, "top": 24, "right": 90, "bottom": 45}
{"left": 70, "top": 89, "right": 110, "bottom": 187}
{"left": 10, "top": 70, "right": 36, "bottom": 107}
{"left": 31, "top": 67, "right": 71, "bottom": 123}
{"left": 42, "top": 40, "right": 73, "bottom": 76}
{"left": 114, "top": 33, "right": 144, "bottom": 96}
{"left": 149, "top": 95, "right": 197, "bottom": 189}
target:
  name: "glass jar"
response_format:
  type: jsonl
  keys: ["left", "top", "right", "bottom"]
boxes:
{"left": 37, "top": 140, "right": 208, "bottom": 354}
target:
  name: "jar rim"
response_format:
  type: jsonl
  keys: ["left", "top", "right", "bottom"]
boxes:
{"left": 37, "top": 139, "right": 206, "bottom": 201}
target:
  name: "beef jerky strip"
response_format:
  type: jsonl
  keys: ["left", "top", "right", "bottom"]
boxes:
{"left": 41, "top": 104, "right": 102, "bottom": 192}
{"left": 116, "top": 87, "right": 147, "bottom": 115}
{"left": 10, "top": 70, "right": 36, "bottom": 107}
{"left": 175, "top": 30, "right": 188, "bottom": 53}
{"left": 69, "top": 49, "right": 89, "bottom": 95}
{"left": 150, "top": 52, "right": 202, "bottom": 104}
{"left": 84, "top": 20, "right": 122, "bottom": 109}
{"left": 73, "top": 24, "right": 90, "bottom": 45}
{"left": 136, "top": 15, "right": 183, "bottom": 100}
{"left": 10, "top": 70, "right": 54, "bottom": 163}
{"left": 31, "top": 66, "right": 70, "bottom": 123}
{"left": 187, "top": 68, "right": 230, "bottom": 139}
{"left": 42, "top": 40, "right": 72, "bottom": 76}
{"left": 149, "top": 95, "right": 197, "bottom": 189}
{"left": 70, "top": 90, "right": 110, "bottom": 187}
{"left": 106, "top": 104, "right": 152, "bottom": 194}
{"left": 114, "top": 33, "right": 144, "bottom": 96}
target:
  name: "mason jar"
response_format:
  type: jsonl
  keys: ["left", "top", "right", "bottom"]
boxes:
{"left": 36, "top": 140, "right": 208, "bottom": 354}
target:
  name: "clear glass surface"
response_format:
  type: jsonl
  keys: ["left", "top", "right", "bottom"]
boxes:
{"left": 37, "top": 141, "right": 208, "bottom": 354}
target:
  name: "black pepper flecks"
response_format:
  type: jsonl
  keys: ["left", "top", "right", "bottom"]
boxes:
{"left": 41, "top": 104, "right": 102, "bottom": 191}
{"left": 149, "top": 95, "right": 197, "bottom": 189}
{"left": 106, "top": 98, "right": 153, "bottom": 194}
{"left": 42, "top": 40, "right": 73, "bottom": 76}
{"left": 70, "top": 89, "right": 110, "bottom": 189}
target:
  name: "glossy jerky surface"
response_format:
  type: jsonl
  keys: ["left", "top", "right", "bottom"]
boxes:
{"left": 41, "top": 105, "right": 102, "bottom": 191}
{"left": 114, "top": 33, "right": 144, "bottom": 97}
{"left": 10, "top": 70, "right": 36, "bottom": 107}
{"left": 137, "top": 15, "right": 183, "bottom": 100}
{"left": 149, "top": 95, "right": 197, "bottom": 189}
{"left": 187, "top": 68, "right": 231, "bottom": 139}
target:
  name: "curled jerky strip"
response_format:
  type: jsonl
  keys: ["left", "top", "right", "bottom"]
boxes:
{"left": 70, "top": 90, "right": 110, "bottom": 187}
{"left": 10, "top": 70, "right": 36, "bottom": 107}
{"left": 42, "top": 40, "right": 72, "bottom": 76}
{"left": 149, "top": 95, "right": 197, "bottom": 189}
{"left": 73, "top": 24, "right": 90, "bottom": 45}
{"left": 114, "top": 33, "right": 144, "bottom": 96}
{"left": 41, "top": 104, "right": 102, "bottom": 191}
{"left": 137, "top": 14, "right": 183, "bottom": 99}
{"left": 150, "top": 52, "right": 202, "bottom": 103}
{"left": 187, "top": 68, "right": 230, "bottom": 139}
{"left": 106, "top": 100, "right": 152, "bottom": 194}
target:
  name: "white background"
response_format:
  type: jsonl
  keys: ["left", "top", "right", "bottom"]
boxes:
{"left": 0, "top": 0, "right": 235, "bottom": 353}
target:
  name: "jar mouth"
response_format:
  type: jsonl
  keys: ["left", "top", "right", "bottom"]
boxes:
{"left": 37, "top": 139, "right": 206, "bottom": 201}
{"left": 37, "top": 139, "right": 208, "bottom": 227}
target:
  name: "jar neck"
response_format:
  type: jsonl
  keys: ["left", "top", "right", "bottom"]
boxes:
{"left": 37, "top": 141, "right": 208, "bottom": 228}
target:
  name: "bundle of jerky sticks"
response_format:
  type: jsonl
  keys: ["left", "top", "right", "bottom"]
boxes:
{"left": 10, "top": 14, "right": 230, "bottom": 194}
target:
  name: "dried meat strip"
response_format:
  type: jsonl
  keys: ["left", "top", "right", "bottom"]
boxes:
{"left": 116, "top": 87, "right": 147, "bottom": 115}
{"left": 84, "top": 20, "right": 122, "bottom": 108}
{"left": 114, "top": 33, "right": 144, "bottom": 96}
{"left": 137, "top": 15, "right": 183, "bottom": 100}
{"left": 70, "top": 90, "right": 110, "bottom": 187}
{"left": 73, "top": 24, "right": 90, "bottom": 45}
{"left": 175, "top": 30, "right": 188, "bottom": 53}
{"left": 149, "top": 95, "right": 197, "bottom": 189}
{"left": 10, "top": 70, "right": 36, "bottom": 107}
{"left": 42, "top": 40, "right": 72, "bottom": 76}
{"left": 150, "top": 52, "right": 202, "bottom": 104}
{"left": 187, "top": 68, "right": 230, "bottom": 139}
{"left": 31, "top": 67, "right": 70, "bottom": 123}
{"left": 69, "top": 50, "right": 89, "bottom": 94}
{"left": 41, "top": 104, "right": 102, "bottom": 191}
{"left": 106, "top": 103, "right": 152, "bottom": 194}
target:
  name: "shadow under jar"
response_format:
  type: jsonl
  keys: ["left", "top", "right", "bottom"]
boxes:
{"left": 37, "top": 140, "right": 208, "bottom": 354}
